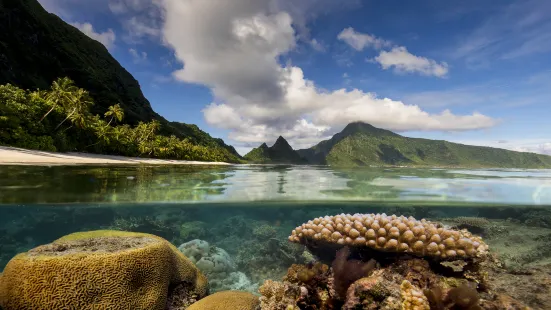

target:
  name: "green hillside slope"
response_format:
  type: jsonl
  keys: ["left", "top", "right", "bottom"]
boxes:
{"left": 245, "top": 136, "right": 307, "bottom": 164}
{"left": 298, "top": 122, "right": 551, "bottom": 168}
{"left": 0, "top": 0, "right": 240, "bottom": 159}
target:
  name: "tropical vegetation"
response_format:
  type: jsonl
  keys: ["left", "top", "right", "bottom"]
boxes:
{"left": 244, "top": 136, "right": 307, "bottom": 164}
{"left": 0, "top": 78, "right": 241, "bottom": 162}
{"left": 297, "top": 122, "right": 551, "bottom": 168}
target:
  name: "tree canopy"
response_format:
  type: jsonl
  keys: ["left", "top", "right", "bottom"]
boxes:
{"left": 0, "top": 78, "right": 242, "bottom": 163}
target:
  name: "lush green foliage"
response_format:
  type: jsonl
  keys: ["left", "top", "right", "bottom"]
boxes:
{"left": 299, "top": 122, "right": 551, "bottom": 168}
{"left": 0, "top": 79, "right": 241, "bottom": 162}
{"left": 244, "top": 137, "right": 307, "bottom": 164}
{"left": 0, "top": 0, "right": 240, "bottom": 158}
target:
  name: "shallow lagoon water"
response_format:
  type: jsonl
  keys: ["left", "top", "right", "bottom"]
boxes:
{"left": 1, "top": 165, "right": 551, "bottom": 308}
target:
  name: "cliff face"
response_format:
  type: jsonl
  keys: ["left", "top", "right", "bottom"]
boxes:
{"left": 0, "top": 0, "right": 158, "bottom": 124}
{"left": 0, "top": 0, "right": 240, "bottom": 157}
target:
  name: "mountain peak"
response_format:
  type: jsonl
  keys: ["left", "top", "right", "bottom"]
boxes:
{"left": 244, "top": 136, "right": 307, "bottom": 164}
{"left": 272, "top": 136, "right": 292, "bottom": 150}
{"left": 341, "top": 121, "right": 399, "bottom": 137}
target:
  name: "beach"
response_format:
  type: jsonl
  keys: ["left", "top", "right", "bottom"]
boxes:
{"left": 0, "top": 146, "right": 232, "bottom": 166}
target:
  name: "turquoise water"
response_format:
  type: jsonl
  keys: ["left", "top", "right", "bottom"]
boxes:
{"left": 1, "top": 165, "right": 551, "bottom": 308}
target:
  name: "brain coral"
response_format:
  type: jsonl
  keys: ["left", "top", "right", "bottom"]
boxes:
{"left": 0, "top": 230, "right": 208, "bottom": 310}
{"left": 187, "top": 290, "right": 260, "bottom": 310}
{"left": 288, "top": 213, "right": 488, "bottom": 260}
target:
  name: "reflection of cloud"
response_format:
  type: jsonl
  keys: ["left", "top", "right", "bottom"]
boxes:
{"left": 209, "top": 166, "right": 351, "bottom": 201}
{"left": 371, "top": 172, "right": 551, "bottom": 205}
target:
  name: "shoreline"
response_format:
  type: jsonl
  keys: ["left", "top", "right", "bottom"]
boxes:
{"left": 0, "top": 146, "right": 232, "bottom": 166}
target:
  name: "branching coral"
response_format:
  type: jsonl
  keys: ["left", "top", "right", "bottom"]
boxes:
{"left": 289, "top": 213, "right": 488, "bottom": 260}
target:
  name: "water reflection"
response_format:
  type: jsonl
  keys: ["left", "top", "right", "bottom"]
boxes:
{"left": 0, "top": 165, "right": 550, "bottom": 205}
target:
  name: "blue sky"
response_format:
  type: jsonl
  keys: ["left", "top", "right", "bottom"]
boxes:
{"left": 38, "top": 0, "right": 551, "bottom": 156}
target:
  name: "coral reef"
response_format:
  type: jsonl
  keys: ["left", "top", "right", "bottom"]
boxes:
{"left": 331, "top": 247, "right": 377, "bottom": 298}
{"left": 179, "top": 221, "right": 207, "bottom": 241}
{"left": 179, "top": 239, "right": 235, "bottom": 274}
{"left": 289, "top": 213, "right": 488, "bottom": 260}
{"left": 259, "top": 255, "right": 528, "bottom": 310}
{"left": 259, "top": 262, "right": 334, "bottom": 310}
{"left": 187, "top": 290, "right": 260, "bottom": 310}
{"left": 0, "top": 230, "right": 207, "bottom": 310}
{"left": 178, "top": 239, "right": 257, "bottom": 293}
{"left": 401, "top": 280, "right": 430, "bottom": 310}
{"left": 259, "top": 213, "right": 530, "bottom": 310}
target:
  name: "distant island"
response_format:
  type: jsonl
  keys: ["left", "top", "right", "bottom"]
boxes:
{"left": 244, "top": 136, "right": 307, "bottom": 164}
{"left": 1, "top": 0, "right": 551, "bottom": 168}
{"left": 246, "top": 122, "right": 551, "bottom": 168}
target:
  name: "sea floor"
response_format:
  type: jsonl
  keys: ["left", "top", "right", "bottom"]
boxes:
{"left": 1, "top": 205, "right": 551, "bottom": 309}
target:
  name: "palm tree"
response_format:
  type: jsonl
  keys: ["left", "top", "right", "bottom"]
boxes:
{"left": 104, "top": 104, "right": 124, "bottom": 126}
{"left": 40, "top": 77, "right": 77, "bottom": 121}
{"left": 55, "top": 88, "right": 93, "bottom": 130}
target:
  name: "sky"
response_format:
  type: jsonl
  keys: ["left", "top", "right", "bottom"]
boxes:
{"left": 37, "top": 0, "right": 551, "bottom": 156}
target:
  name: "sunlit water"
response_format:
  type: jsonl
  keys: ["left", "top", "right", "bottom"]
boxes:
{"left": 1, "top": 164, "right": 551, "bottom": 295}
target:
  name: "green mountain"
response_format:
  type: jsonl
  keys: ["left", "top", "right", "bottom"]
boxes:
{"left": 244, "top": 136, "right": 308, "bottom": 164}
{"left": 297, "top": 122, "right": 551, "bottom": 168}
{"left": 0, "top": 0, "right": 240, "bottom": 159}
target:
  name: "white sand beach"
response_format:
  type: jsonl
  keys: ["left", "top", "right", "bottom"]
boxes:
{"left": 0, "top": 146, "right": 232, "bottom": 166}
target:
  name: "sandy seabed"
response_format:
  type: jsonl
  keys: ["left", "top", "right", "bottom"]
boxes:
{"left": 0, "top": 146, "right": 232, "bottom": 166}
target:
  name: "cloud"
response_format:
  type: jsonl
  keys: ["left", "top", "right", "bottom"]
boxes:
{"left": 338, "top": 28, "right": 448, "bottom": 77}
{"left": 129, "top": 48, "right": 147, "bottom": 63}
{"left": 452, "top": 0, "right": 551, "bottom": 66}
{"left": 402, "top": 70, "right": 551, "bottom": 109}
{"left": 71, "top": 22, "right": 116, "bottom": 48}
{"left": 337, "top": 27, "right": 391, "bottom": 51}
{"left": 108, "top": 0, "right": 163, "bottom": 42}
{"left": 456, "top": 139, "right": 551, "bottom": 156}
{"left": 310, "top": 39, "right": 326, "bottom": 52}
{"left": 372, "top": 47, "right": 449, "bottom": 77}
{"left": 158, "top": 0, "right": 497, "bottom": 150}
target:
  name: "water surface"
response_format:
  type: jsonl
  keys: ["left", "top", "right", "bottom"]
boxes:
{"left": 1, "top": 164, "right": 551, "bottom": 305}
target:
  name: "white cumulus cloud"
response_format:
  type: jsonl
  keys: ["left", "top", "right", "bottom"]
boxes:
{"left": 337, "top": 27, "right": 391, "bottom": 51}
{"left": 373, "top": 46, "right": 449, "bottom": 77}
{"left": 158, "top": 0, "right": 496, "bottom": 151}
{"left": 71, "top": 22, "right": 116, "bottom": 49}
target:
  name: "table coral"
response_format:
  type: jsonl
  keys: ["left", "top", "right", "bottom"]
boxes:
{"left": 289, "top": 213, "right": 488, "bottom": 260}
{"left": 0, "top": 230, "right": 207, "bottom": 310}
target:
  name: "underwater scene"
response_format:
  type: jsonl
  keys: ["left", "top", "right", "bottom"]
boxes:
{"left": 1, "top": 165, "right": 551, "bottom": 309}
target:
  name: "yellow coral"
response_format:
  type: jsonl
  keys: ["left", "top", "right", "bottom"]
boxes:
{"left": 187, "top": 290, "right": 260, "bottom": 310}
{"left": 0, "top": 230, "right": 207, "bottom": 310}
{"left": 400, "top": 280, "right": 430, "bottom": 310}
{"left": 289, "top": 213, "right": 488, "bottom": 260}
